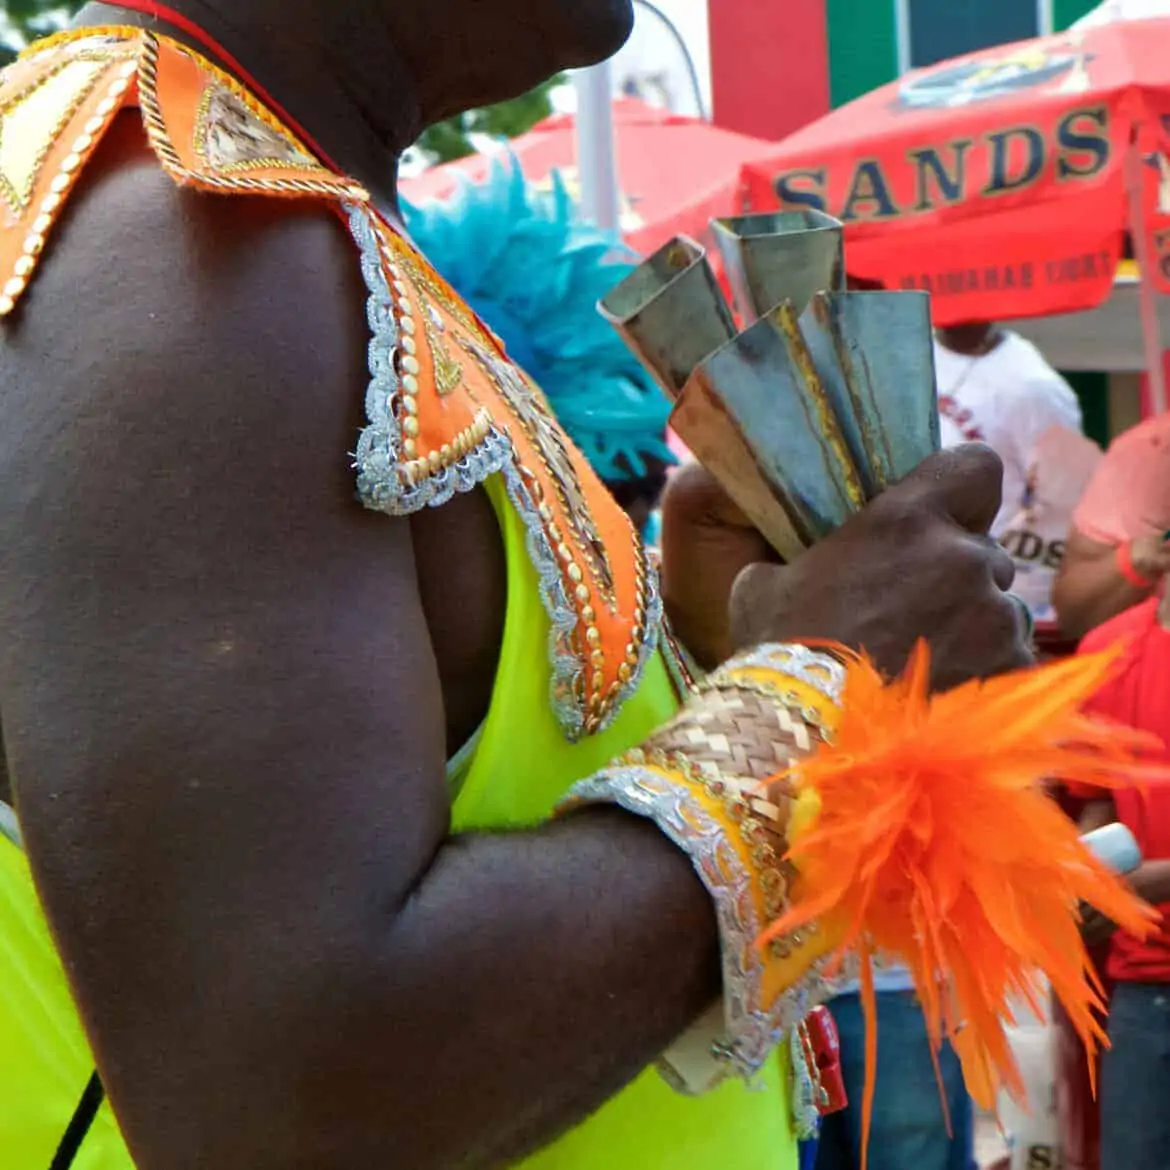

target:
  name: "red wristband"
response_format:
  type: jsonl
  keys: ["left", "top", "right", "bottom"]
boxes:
{"left": 1116, "top": 541, "right": 1157, "bottom": 590}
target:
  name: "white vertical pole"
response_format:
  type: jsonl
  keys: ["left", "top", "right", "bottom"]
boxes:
{"left": 573, "top": 62, "right": 621, "bottom": 233}
{"left": 894, "top": 0, "right": 912, "bottom": 74}
{"left": 1038, "top": 0, "right": 1055, "bottom": 34}
{"left": 1126, "top": 141, "right": 1167, "bottom": 414}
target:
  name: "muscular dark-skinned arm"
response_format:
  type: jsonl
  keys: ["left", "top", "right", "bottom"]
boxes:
{"left": 0, "top": 140, "right": 720, "bottom": 1170}
{"left": 1053, "top": 531, "right": 1156, "bottom": 640}
{"left": 1130, "top": 862, "right": 1170, "bottom": 906}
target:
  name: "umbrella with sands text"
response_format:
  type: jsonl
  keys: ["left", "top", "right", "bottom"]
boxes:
{"left": 739, "top": 18, "right": 1170, "bottom": 328}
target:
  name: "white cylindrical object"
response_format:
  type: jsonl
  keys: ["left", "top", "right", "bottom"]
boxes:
{"left": 1125, "top": 141, "right": 1167, "bottom": 415}
{"left": 1081, "top": 822, "right": 1142, "bottom": 874}
{"left": 999, "top": 1004, "right": 1059, "bottom": 1170}
{"left": 572, "top": 63, "right": 621, "bottom": 233}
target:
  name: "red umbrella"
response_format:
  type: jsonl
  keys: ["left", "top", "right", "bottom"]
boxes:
{"left": 401, "top": 99, "right": 777, "bottom": 256}
{"left": 739, "top": 19, "right": 1170, "bottom": 330}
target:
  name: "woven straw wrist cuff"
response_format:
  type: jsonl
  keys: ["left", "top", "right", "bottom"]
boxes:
{"left": 558, "top": 643, "right": 844, "bottom": 1102}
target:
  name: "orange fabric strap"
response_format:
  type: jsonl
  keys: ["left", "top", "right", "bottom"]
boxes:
{"left": 96, "top": 0, "right": 338, "bottom": 168}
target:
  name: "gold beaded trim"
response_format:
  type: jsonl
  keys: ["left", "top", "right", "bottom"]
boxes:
{"left": 392, "top": 229, "right": 484, "bottom": 337}
{"left": 456, "top": 336, "right": 622, "bottom": 613}
{"left": 373, "top": 219, "right": 653, "bottom": 735}
{"left": 350, "top": 202, "right": 658, "bottom": 740}
{"left": 382, "top": 247, "right": 464, "bottom": 397}
{"left": 400, "top": 409, "right": 494, "bottom": 485}
{"left": 659, "top": 612, "right": 700, "bottom": 697}
{"left": 620, "top": 734, "right": 822, "bottom": 960}
{"left": 136, "top": 34, "right": 366, "bottom": 203}
{"left": 0, "top": 56, "right": 138, "bottom": 317}
{"left": 0, "top": 51, "right": 107, "bottom": 214}
{"left": 0, "top": 28, "right": 362, "bottom": 319}
{"left": 374, "top": 222, "right": 472, "bottom": 472}
{"left": 582, "top": 542, "right": 649, "bottom": 734}
{"left": 385, "top": 224, "right": 629, "bottom": 609}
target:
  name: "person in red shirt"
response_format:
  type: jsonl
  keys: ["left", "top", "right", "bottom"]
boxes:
{"left": 1055, "top": 413, "right": 1170, "bottom": 639}
{"left": 1074, "top": 590, "right": 1170, "bottom": 1170}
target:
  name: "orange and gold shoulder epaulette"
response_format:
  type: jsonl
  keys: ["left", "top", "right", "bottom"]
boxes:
{"left": 0, "top": 26, "right": 662, "bottom": 740}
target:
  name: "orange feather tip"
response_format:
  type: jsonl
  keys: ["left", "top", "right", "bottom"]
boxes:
{"left": 756, "top": 641, "right": 1169, "bottom": 1169}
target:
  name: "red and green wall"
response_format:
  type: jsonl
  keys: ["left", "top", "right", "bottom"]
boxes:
{"left": 708, "top": 0, "right": 1103, "bottom": 140}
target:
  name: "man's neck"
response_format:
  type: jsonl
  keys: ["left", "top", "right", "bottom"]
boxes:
{"left": 79, "top": 0, "right": 418, "bottom": 208}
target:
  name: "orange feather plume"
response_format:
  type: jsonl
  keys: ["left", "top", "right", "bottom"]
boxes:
{"left": 764, "top": 642, "right": 1167, "bottom": 1168}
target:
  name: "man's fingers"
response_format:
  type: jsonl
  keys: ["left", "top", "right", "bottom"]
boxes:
{"left": 984, "top": 536, "right": 1017, "bottom": 592}
{"left": 728, "top": 562, "right": 791, "bottom": 649}
{"left": 661, "top": 464, "right": 776, "bottom": 669}
{"left": 895, "top": 444, "right": 1006, "bottom": 536}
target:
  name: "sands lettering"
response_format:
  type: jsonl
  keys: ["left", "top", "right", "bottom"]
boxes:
{"left": 773, "top": 107, "right": 1110, "bottom": 222}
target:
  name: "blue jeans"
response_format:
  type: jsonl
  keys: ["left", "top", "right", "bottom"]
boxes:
{"left": 815, "top": 991, "right": 976, "bottom": 1170}
{"left": 1101, "top": 982, "right": 1170, "bottom": 1170}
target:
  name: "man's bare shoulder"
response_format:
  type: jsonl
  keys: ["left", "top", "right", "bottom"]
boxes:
{"left": 0, "top": 119, "right": 447, "bottom": 870}
{"left": 0, "top": 118, "right": 416, "bottom": 719}
{"left": 0, "top": 116, "right": 367, "bottom": 434}
{"left": 0, "top": 116, "right": 376, "bottom": 554}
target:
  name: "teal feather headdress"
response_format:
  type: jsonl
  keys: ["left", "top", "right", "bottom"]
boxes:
{"left": 401, "top": 159, "right": 675, "bottom": 483}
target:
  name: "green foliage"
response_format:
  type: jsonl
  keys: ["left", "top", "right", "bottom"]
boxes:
{"left": 0, "top": 0, "right": 77, "bottom": 63}
{"left": 416, "top": 74, "right": 564, "bottom": 164}
{"left": 0, "top": 1, "right": 559, "bottom": 160}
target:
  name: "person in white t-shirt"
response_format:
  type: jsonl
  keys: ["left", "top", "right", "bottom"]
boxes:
{"left": 934, "top": 323, "right": 1084, "bottom": 539}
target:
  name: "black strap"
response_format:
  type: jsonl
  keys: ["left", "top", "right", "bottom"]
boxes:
{"left": 47, "top": 1071, "right": 104, "bottom": 1170}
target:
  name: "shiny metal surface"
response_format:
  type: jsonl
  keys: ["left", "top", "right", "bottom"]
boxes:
{"left": 599, "top": 212, "right": 939, "bottom": 561}
{"left": 801, "top": 291, "right": 940, "bottom": 495}
{"left": 597, "top": 235, "right": 735, "bottom": 399}
{"left": 677, "top": 302, "right": 866, "bottom": 544}
{"left": 711, "top": 210, "right": 845, "bottom": 323}
{"left": 669, "top": 377, "right": 810, "bottom": 563}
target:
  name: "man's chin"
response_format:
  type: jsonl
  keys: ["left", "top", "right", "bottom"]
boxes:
{"left": 562, "top": 0, "right": 636, "bottom": 68}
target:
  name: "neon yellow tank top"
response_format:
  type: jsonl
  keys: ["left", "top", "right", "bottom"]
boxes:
{"left": 0, "top": 490, "right": 798, "bottom": 1170}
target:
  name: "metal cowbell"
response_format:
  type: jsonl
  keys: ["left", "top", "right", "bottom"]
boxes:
{"left": 597, "top": 236, "right": 735, "bottom": 399}
{"left": 671, "top": 301, "right": 866, "bottom": 560}
{"left": 711, "top": 210, "right": 845, "bottom": 324}
{"left": 597, "top": 209, "right": 939, "bottom": 563}
{"left": 800, "top": 290, "right": 940, "bottom": 498}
